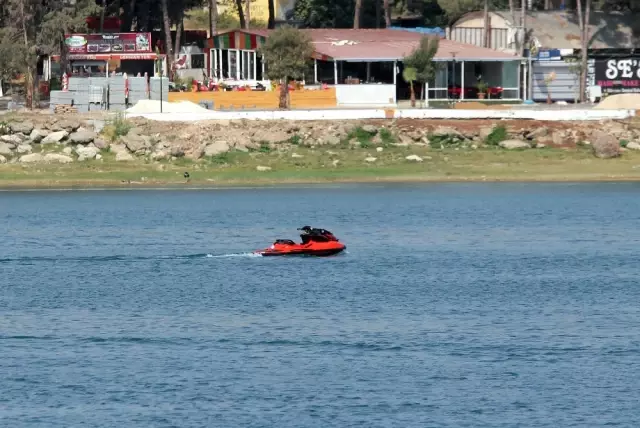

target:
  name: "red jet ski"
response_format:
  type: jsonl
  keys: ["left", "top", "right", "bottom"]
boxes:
{"left": 255, "top": 226, "right": 346, "bottom": 257}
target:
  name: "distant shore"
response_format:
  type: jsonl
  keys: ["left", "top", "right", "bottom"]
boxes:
{"left": 3, "top": 146, "right": 640, "bottom": 190}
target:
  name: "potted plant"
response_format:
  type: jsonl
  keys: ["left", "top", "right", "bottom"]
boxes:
{"left": 476, "top": 81, "right": 488, "bottom": 99}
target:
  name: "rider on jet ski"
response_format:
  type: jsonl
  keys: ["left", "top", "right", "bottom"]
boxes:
{"left": 298, "top": 226, "right": 337, "bottom": 243}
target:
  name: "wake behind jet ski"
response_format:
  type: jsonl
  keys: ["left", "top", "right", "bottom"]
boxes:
{"left": 255, "top": 226, "right": 346, "bottom": 257}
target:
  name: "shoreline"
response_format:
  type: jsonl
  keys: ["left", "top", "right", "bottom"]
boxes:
{"left": 3, "top": 173, "right": 640, "bottom": 191}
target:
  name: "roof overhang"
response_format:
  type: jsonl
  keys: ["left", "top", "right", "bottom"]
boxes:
{"left": 324, "top": 56, "right": 523, "bottom": 62}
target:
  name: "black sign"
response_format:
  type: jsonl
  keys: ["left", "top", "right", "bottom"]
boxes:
{"left": 594, "top": 58, "right": 640, "bottom": 94}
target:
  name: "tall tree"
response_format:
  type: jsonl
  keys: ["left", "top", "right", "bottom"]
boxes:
{"left": 404, "top": 36, "right": 440, "bottom": 106}
{"left": 234, "top": 0, "right": 246, "bottom": 27}
{"left": 267, "top": 0, "right": 275, "bottom": 28}
{"left": 258, "top": 25, "right": 314, "bottom": 108}
{"left": 245, "top": 0, "right": 251, "bottom": 28}
{"left": 576, "top": 0, "right": 592, "bottom": 102}
{"left": 160, "top": 0, "right": 174, "bottom": 77}
{"left": 209, "top": 0, "right": 218, "bottom": 37}
{"left": 353, "top": 0, "right": 362, "bottom": 28}
{"left": 483, "top": 0, "right": 489, "bottom": 47}
{"left": 383, "top": 0, "right": 391, "bottom": 27}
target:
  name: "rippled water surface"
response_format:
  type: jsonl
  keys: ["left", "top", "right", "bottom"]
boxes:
{"left": 2, "top": 184, "right": 640, "bottom": 427}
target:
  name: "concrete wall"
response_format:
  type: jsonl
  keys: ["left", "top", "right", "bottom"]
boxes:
{"left": 335, "top": 84, "right": 396, "bottom": 106}
{"left": 127, "top": 107, "right": 635, "bottom": 122}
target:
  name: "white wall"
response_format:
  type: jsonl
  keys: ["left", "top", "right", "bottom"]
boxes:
{"left": 335, "top": 84, "right": 396, "bottom": 106}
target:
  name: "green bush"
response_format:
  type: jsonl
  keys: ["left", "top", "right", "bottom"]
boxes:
{"left": 429, "top": 134, "right": 464, "bottom": 149}
{"left": 348, "top": 127, "right": 374, "bottom": 146}
{"left": 485, "top": 125, "right": 508, "bottom": 146}
{"left": 620, "top": 139, "right": 629, "bottom": 147}
{"left": 379, "top": 128, "right": 396, "bottom": 145}
{"left": 103, "top": 112, "right": 132, "bottom": 141}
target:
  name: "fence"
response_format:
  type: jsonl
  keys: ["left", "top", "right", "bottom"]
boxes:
{"left": 49, "top": 76, "right": 169, "bottom": 113}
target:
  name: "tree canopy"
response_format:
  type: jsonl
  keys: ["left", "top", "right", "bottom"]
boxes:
{"left": 258, "top": 25, "right": 314, "bottom": 108}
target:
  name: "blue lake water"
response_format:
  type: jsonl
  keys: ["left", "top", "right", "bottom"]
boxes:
{"left": 1, "top": 183, "right": 640, "bottom": 427}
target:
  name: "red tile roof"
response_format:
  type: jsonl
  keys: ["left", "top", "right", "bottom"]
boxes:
{"left": 214, "top": 28, "right": 519, "bottom": 62}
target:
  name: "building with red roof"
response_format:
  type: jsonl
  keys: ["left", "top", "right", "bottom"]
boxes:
{"left": 208, "top": 28, "right": 523, "bottom": 104}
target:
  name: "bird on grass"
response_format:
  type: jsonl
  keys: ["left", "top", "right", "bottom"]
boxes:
{"left": 184, "top": 171, "right": 190, "bottom": 183}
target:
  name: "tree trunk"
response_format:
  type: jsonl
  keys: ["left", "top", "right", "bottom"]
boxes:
{"left": 383, "top": 0, "right": 391, "bottom": 27}
{"left": 580, "top": 0, "right": 591, "bottom": 102}
{"left": 279, "top": 78, "right": 288, "bottom": 109}
{"left": 100, "top": 0, "right": 107, "bottom": 32}
{"left": 483, "top": 0, "right": 490, "bottom": 48}
{"left": 519, "top": 0, "right": 526, "bottom": 56}
{"left": 544, "top": 0, "right": 550, "bottom": 9}
{"left": 18, "top": 0, "right": 34, "bottom": 109}
{"left": 175, "top": 17, "right": 183, "bottom": 61}
{"left": 410, "top": 82, "right": 415, "bottom": 107}
{"left": 161, "top": 0, "right": 174, "bottom": 79}
{"left": 209, "top": 0, "right": 218, "bottom": 37}
{"left": 128, "top": 0, "right": 137, "bottom": 31}
{"left": 235, "top": 0, "right": 246, "bottom": 28}
{"left": 354, "top": 0, "right": 362, "bottom": 29}
{"left": 268, "top": 0, "right": 275, "bottom": 29}
{"left": 245, "top": 0, "right": 251, "bottom": 28}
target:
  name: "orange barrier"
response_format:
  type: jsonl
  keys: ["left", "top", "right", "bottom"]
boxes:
{"left": 167, "top": 88, "right": 337, "bottom": 110}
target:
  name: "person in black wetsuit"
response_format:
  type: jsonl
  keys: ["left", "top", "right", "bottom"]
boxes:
{"left": 298, "top": 226, "right": 336, "bottom": 243}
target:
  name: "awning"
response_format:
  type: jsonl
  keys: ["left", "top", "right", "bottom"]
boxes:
{"left": 50, "top": 53, "right": 164, "bottom": 61}
{"left": 68, "top": 53, "right": 160, "bottom": 61}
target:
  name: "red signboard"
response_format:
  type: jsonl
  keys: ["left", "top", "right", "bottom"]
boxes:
{"left": 64, "top": 33, "right": 152, "bottom": 54}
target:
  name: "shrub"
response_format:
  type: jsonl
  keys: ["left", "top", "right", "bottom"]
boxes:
{"left": 485, "top": 125, "right": 508, "bottom": 146}
{"left": 103, "top": 112, "right": 132, "bottom": 141}
{"left": 379, "top": 128, "right": 396, "bottom": 145}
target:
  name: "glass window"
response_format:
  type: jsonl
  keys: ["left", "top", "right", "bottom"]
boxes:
{"left": 502, "top": 61, "right": 519, "bottom": 88}
{"left": 191, "top": 54, "right": 205, "bottom": 69}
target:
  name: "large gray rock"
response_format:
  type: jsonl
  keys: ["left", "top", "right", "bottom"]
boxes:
{"left": 121, "top": 134, "right": 150, "bottom": 153}
{"left": 432, "top": 126, "right": 464, "bottom": 138}
{"left": 526, "top": 126, "right": 549, "bottom": 140}
{"left": 204, "top": 141, "right": 230, "bottom": 157}
{"left": 151, "top": 150, "right": 169, "bottom": 161}
{"left": 9, "top": 121, "right": 34, "bottom": 135}
{"left": 115, "top": 151, "right": 135, "bottom": 161}
{"left": 365, "top": 156, "right": 377, "bottom": 162}
{"left": 170, "top": 146, "right": 185, "bottom": 158}
{"left": 361, "top": 124, "right": 378, "bottom": 134}
{"left": 591, "top": 131, "right": 621, "bottom": 158}
{"left": 19, "top": 153, "right": 44, "bottom": 163}
{"left": 44, "top": 153, "right": 73, "bottom": 164}
{"left": 42, "top": 130, "right": 69, "bottom": 144}
{"left": 625, "top": 141, "right": 640, "bottom": 150}
{"left": 75, "top": 145, "right": 100, "bottom": 161}
{"left": 16, "top": 144, "right": 32, "bottom": 154}
{"left": 499, "top": 139, "right": 530, "bottom": 150}
{"left": 69, "top": 130, "right": 97, "bottom": 145}
{"left": 259, "top": 130, "right": 290, "bottom": 144}
{"left": 405, "top": 154, "right": 423, "bottom": 162}
{"left": 256, "top": 165, "right": 271, "bottom": 171}
{"left": 29, "top": 129, "right": 49, "bottom": 143}
{"left": 93, "top": 138, "right": 109, "bottom": 150}
{"left": 109, "top": 144, "right": 128, "bottom": 154}
{"left": 0, "top": 142, "right": 14, "bottom": 156}
{"left": 1, "top": 134, "right": 24, "bottom": 146}
{"left": 52, "top": 120, "right": 80, "bottom": 132}
{"left": 322, "top": 135, "right": 342, "bottom": 146}
{"left": 0, "top": 154, "right": 6, "bottom": 164}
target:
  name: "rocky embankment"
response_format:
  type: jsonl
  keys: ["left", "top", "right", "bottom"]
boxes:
{"left": 0, "top": 115, "right": 638, "bottom": 165}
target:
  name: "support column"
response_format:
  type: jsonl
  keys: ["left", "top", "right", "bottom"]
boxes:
{"left": 516, "top": 60, "right": 521, "bottom": 100}
{"left": 522, "top": 61, "right": 527, "bottom": 102}
{"left": 333, "top": 60, "right": 338, "bottom": 84}
{"left": 393, "top": 61, "right": 397, "bottom": 84}
{"left": 461, "top": 61, "right": 465, "bottom": 100}
{"left": 262, "top": 56, "right": 265, "bottom": 81}
{"left": 314, "top": 59, "right": 318, "bottom": 83}
{"left": 253, "top": 52, "right": 257, "bottom": 81}
{"left": 425, "top": 82, "right": 429, "bottom": 106}
{"left": 366, "top": 62, "right": 371, "bottom": 82}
